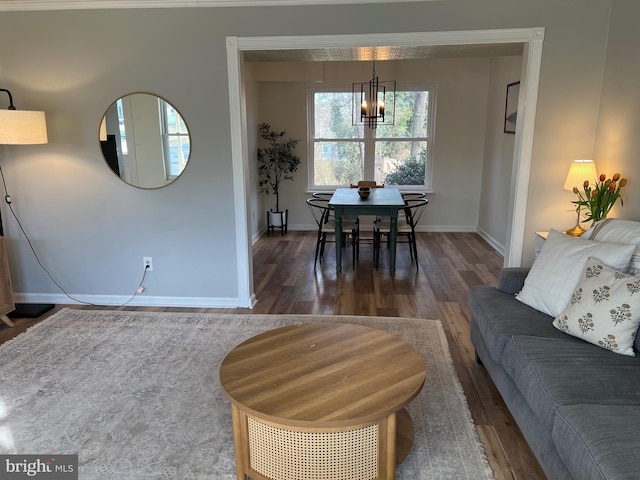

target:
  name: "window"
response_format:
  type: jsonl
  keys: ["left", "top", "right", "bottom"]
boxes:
{"left": 116, "top": 98, "right": 128, "bottom": 155}
{"left": 160, "top": 100, "right": 190, "bottom": 180}
{"left": 309, "top": 87, "right": 434, "bottom": 190}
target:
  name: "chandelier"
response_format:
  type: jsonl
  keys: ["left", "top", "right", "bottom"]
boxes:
{"left": 352, "top": 61, "right": 396, "bottom": 129}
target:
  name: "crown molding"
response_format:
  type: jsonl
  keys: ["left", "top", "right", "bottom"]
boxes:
{"left": 0, "top": 0, "right": 438, "bottom": 11}
{"left": 235, "top": 28, "right": 544, "bottom": 51}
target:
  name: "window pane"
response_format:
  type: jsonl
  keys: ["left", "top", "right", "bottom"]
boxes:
{"left": 162, "top": 101, "right": 188, "bottom": 135}
{"left": 116, "top": 99, "right": 128, "bottom": 155}
{"left": 164, "top": 103, "right": 179, "bottom": 134}
{"left": 310, "top": 87, "right": 433, "bottom": 189}
{"left": 166, "top": 135, "right": 190, "bottom": 178}
{"left": 314, "top": 92, "right": 363, "bottom": 139}
{"left": 178, "top": 115, "right": 188, "bottom": 134}
{"left": 376, "top": 91, "right": 429, "bottom": 138}
{"left": 376, "top": 140, "right": 427, "bottom": 186}
{"left": 314, "top": 141, "right": 364, "bottom": 186}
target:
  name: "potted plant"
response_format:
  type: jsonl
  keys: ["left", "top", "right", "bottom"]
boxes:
{"left": 257, "top": 123, "right": 301, "bottom": 235}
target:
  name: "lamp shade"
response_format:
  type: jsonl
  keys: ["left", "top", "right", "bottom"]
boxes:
{"left": 564, "top": 159, "right": 597, "bottom": 191}
{"left": 0, "top": 109, "right": 48, "bottom": 145}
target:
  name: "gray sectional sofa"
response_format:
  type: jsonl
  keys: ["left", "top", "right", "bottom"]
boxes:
{"left": 470, "top": 265, "right": 640, "bottom": 479}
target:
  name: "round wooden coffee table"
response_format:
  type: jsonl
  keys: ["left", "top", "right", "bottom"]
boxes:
{"left": 219, "top": 322, "right": 426, "bottom": 480}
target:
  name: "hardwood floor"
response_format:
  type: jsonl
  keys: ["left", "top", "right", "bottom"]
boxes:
{"left": 0, "top": 231, "right": 546, "bottom": 479}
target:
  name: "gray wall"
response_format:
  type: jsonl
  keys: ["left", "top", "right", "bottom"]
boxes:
{"left": 478, "top": 56, "right": 523, "bottom": 254}
{"left": 0, "top": 1, "right": 626, "bottom": 306}
{"left": 593, "top": 0, "right": 640, "bottom": 221}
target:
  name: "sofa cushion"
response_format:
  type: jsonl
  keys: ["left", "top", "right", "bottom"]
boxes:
{"left": 501, "top": 335, "right": 640, "bottom": 432}
{"left": 553, "top": 404, "right": 640, "bottom": 480}
{"left": 583, "top": 219, "right": 640, "bottom": 355}
{"left": 583, "top": 218, "right": 640, "bottom": 275}
{"left": 497, "top": 267, "right": 531, "bottom": 295}
{"left": 553, "top": 257, "right": 640, "bottom": 356}
{"left": 469, "top": 286, "right": 568, "bottom": 365}
{"left": 515, "top": 230, "right": 634, "bottom": 317}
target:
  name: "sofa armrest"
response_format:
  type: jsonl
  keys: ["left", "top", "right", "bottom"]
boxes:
{"left": 498, "top": 267, "right": 531, "bottom": 294}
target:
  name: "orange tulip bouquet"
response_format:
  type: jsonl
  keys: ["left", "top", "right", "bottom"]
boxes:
{"left": 572, "top": 173, "right": 628, "bottom": 224}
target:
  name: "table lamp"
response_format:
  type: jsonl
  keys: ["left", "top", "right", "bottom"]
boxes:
{"left": 0, "top": 88, "right": 54, "bottom": 319}
{"left": 563, "top": 159, "right": 597, "bottom": 237}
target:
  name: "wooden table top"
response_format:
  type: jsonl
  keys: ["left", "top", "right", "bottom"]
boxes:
{"left": 219, "top": 323, "right": 426, "bottom": 428}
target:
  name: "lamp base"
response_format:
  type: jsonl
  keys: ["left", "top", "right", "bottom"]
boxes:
{"left": 565, "top": 224, "right": 586, "bottom": 237}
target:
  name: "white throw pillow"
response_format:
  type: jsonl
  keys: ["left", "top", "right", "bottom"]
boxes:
{"left": 582, "top": 219, "right": 640, "bottom": 275}
{"left": 516, "top": 230, "right": 635, "bottom": 317}
{"left": 553, "top": 257, "right": 640, "bottom": 356}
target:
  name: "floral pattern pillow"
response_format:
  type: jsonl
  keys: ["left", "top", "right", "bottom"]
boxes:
{"left": 553, "top": 257, "right": 640, "bottom": 356}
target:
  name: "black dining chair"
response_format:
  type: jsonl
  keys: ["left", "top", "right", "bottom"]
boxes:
{"left": 401, "top": 192, "right": 427, "bottom": 200}
{"left": 306, "top": 197, "right": 359, "bottom": 269}
{"left": 373, "top": 198, "right": 428, "bottom": 270}
{"left": 312, "top": 191, "right": 361, "bottom": 258}
{"left": 311, "top": 192, "right": 333, "bottom": 200}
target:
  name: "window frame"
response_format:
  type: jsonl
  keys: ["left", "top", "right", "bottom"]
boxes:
{"left": 159, "top": 99, "right": 190, "bottom": 181}
{"left": 307, "top": 85, "right": 435, "bottom": 192}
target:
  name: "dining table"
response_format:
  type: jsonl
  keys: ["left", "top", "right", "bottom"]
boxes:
{"left": 329, "top": 187, "right": 406, "bottom": 273}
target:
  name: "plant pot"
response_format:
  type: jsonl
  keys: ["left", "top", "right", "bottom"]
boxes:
{"left": 267, "top": 209, "right": 288, "bottom": 236}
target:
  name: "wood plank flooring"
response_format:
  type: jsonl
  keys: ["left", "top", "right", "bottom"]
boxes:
{"left": 0, "top": 231, "right": 546, "bottom": 479}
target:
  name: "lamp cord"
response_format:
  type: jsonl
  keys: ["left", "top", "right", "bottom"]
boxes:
{"left": 0, "top": 162, "right": 148, "bottom": 308}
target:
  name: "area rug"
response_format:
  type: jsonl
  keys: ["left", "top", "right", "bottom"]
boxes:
{"left": 0, "top": 309, "right": 494, "bottom": 479}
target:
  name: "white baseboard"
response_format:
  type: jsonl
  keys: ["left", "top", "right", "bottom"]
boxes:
{"left": 14, "top": 293, "right": 253, "bottom": 309}
{"left": 252, "top": 229, "right": 264, "bottom": 245}
{"left": 414, "top": 225, "right": 477, "bottom": 233}
{"left": 476, "top": 227, "right": 505, "bottom": 255}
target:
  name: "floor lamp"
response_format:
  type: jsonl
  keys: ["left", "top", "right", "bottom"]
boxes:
{"left": 0, "top": 88, "right": 55, "bottom": 319}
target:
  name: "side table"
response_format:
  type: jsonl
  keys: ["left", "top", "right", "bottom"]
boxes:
{"left": 535, "top": 231, "right": 549, "bottom": 258}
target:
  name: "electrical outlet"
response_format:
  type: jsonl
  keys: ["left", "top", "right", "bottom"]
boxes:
{"left": 143, "top": 257, "right": 153, "bottom": 272}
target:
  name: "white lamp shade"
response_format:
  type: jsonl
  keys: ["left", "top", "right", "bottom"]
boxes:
{"left": 564, "top": 159, "right": 597, "bottom": 191}
{"left": 0, "top": 109, "right": 48, "bottom": 145}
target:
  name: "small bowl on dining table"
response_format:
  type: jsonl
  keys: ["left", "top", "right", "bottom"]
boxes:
{"left": 358, "top": 186, "right": 371, "bottom": 199}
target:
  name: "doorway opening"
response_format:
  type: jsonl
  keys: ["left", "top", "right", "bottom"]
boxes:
{"left": 227, "top": 28, "right": 545, "bottom": 307}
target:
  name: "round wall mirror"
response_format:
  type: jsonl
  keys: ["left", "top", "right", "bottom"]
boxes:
{"left": 99, "top": 93, "right": 191, "bottom": 189}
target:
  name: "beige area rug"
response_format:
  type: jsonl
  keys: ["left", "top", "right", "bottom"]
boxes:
{"left": 0, "top": 309, "right": 494, "bottom": 479}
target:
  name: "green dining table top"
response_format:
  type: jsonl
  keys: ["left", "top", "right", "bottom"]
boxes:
{"left": 328, "top": 187, "right": 405, "bottom": 208}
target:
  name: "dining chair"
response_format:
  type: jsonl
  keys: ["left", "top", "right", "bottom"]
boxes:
{"left": 373, "top": 198, "right": 428, "bottom": 270}
{"left": 312, "top": 191, "right": 360, "bottom": 248}
{"left": 401, "top": 192, "right": 427, "bottom": 200}
{"left": 311, "top": 192, "right": 333, "bottom": 199}
{"left": 306, "top": 197, "right": 359, "bottom": 270}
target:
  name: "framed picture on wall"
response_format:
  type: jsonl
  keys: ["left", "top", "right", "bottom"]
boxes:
{"left": 504, "top": 81, "right": 520, "bottom": 134}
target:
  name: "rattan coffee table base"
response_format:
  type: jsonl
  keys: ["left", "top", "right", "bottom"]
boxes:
{"left": 231, "top": 405, "right": 415, "bottom": 480}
